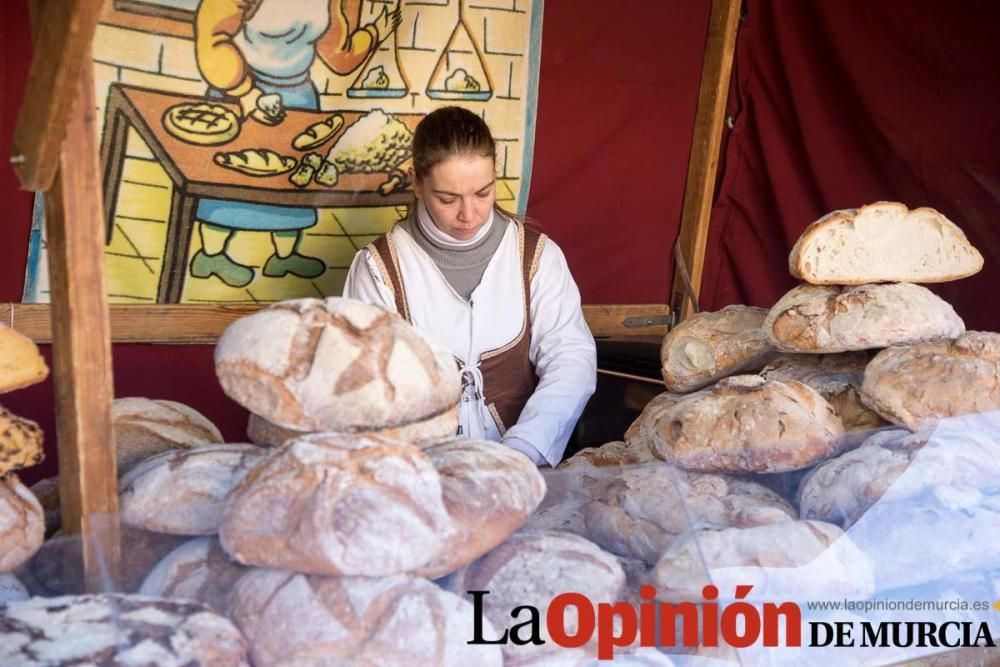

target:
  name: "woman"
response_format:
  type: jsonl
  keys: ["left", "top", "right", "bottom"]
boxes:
{"left": 344, "top": 107, "right": 597, "bottom": 466}
{"left": 192, "top": 0, "right": 401, "bottom": 287}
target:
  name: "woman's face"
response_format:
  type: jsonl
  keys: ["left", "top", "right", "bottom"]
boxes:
{"left": 412, "top": 153, "right": 496, "bottom": 241}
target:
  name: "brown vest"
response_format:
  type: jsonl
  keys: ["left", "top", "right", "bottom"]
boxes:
{"left": 368, "top": 221, "right": 546, "bottom": 433}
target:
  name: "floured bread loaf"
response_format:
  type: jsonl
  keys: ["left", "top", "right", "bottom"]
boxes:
{"left": 0, "top": 574, "right": 27, "bottom": 603}
{"left": 0, "top": 406, "right": 43, "bottom": 478}
{"left": 418, "top": 439, "right": 545, "bottom": 578}
{"left": 765, "top": 283, "right": 965, "bottom": 353}
{"left": 520, "top": 497, "right": 591, "bottom": 537}
{"left": 230, "top": 569, "right": 503, "bottom": 667}
{"left": 114, "top": 397, "right": 224, "bottom": 475}
{"left": 442, "top": 530, "right": 625, "bottom": 663}
{"left": 220, "top": 433, "right": 456, "bottom": 576}
{"left": 648, "top": 376, "right": 846, "bottom": 473}
{"left": 559, "top": 439, "right": 658, "bottom": 470}
{"left": 651, "top": 519, "right": 874, "bottom": 602}
{"left": 624, "top": 391, "right": 686, "bottom": 443}
{"left": 216, "top": 297, "right": 461, "bottom": 433}
{"left": 789, "top": 202, "right": 984, "bottom": 285}
{"left": 861, "top": 331, "right": 1000, "bottom": 429}
{"left": 140, "top": 537, "right": 248, "bottom": 613}
{"left": 246, "top": 404, "right": 459, "bottom": 447}
{"left": 0, "top": 324, "right": 47, "bottom": 394}
{"left": 584, "top": 466, "right": 794, "bottom": 565}
{"left": 0, "top": 475, "right": 43, "bottom": 574}
{"left": 760, "top": 352, "right": 886, "bottom": 432}
{"left": 0, "top": 594, "right": 249, "bottom": 666}
{"left": 120, "top": 443, "right": 266, "bottom": 535}
{"left": 660, "top": 305, "right": 774, "bottom": 392}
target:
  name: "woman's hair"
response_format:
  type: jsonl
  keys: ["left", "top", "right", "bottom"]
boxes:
{"left": 410, "top": 106, "right": 524, "bottom": 223}
{"left": 412, "top": 106, "right": 495, "bottom": 179}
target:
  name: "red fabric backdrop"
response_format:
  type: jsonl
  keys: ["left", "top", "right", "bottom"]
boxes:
{"left": 1, "top": 1, "right": 998, "bottom": 482}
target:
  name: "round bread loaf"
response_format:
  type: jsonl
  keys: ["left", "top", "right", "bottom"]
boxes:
{"left": 246, "top": 404, "right": 459, "bottom": 448}
{"left": 584, "top": 467, "right": 795, "bottom": 565}
{"left": 229, "top": 568, "right": 503, "bottom": 667}
{"left": 220, "top": 433, "right": 456, "bottom": 576}
{"left": 140, "top": 537, "right": 248, "bottom": 613}
{"left": 418, "top": 439, "right": 545, "bottom": 578}
{"left": 119, "top": 443, "right": 266, "bottom": 535}
{"left": 648, "top": 376, "right": 846, "bottom": 473}
{"left": 442, "top": 530, "right": 625, "bottom": 663}
{"left": 215, "top": 297, "right": 461, "bottom": 432}
{"left": 764, "top": 283, "right": 965, "bottom": 353}
{"left": 559, "top": 439, "right": 659, "bottom": 471}
{"left": 860, "top": 331, "right": 1000, "bottom": 429}
{"left": 113, "top": 397, "right": 224, "bottom": 476}
{"left": 0, "top": 323, "right": 48, "bottom": 395}
{"left": 624, "top": 391, "right": 686, "bottom": 443}
{"left": 0, "top": 475, "right": 43, "bottom": 574}
{"left": 0, "top": 594, "right": 249, "bottom": 666}
{"left": 651, "top": 519, "right": 874, "bottom": 602}
{"left": 661, "top": 305, "right": 775, "bottom": 392}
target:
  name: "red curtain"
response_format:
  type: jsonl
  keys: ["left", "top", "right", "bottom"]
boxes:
{"left": 701, "top": 0, "right": 1000, "bottom": 331}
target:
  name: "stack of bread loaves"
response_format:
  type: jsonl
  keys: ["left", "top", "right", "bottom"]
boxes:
{"left": 108, "top": 297, "right": 547, "bottom": 665}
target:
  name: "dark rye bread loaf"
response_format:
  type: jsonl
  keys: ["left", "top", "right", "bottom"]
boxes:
{"left": 0, "top": 594, "right": 249, "bottom": 666}
{"left": 220, "top": 433, "right": 456, "bottom": 576}
{"left": 648, "top": 376, "right": 846, "bottom": 473}
{"left": 764, "top": 283, "right": 965, "bottom": 353}
{"left": 215, "top": 297, "right": 460, "bottom": 433}
{"left": 229, "top": 569, "right": 503, "bottom": 667}
{"left": 660, "top": 305, "right": 776, "bottom": 392}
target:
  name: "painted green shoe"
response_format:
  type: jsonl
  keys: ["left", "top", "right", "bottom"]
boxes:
{"left": 189, "top": 250, "right": 254, "bottom": 288}
{"left": 262, "top": 252, "right": 326, "bottom": 279}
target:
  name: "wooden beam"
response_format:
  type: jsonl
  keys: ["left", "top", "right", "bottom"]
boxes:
{"left": 44, "top": 55, "right": 120, "bottom": 593}
{"left": 12, "top": 0, "right": 104, "bottom": 191}
{"left": 1, "top": 303, "right": 671, "bottom": 344}
{"left": 669, "top": 0, "right": 741, "bottom": 323}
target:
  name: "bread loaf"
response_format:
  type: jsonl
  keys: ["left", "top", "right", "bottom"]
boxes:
{"left": 648, "top": 376, "right": 846, "bottom": 473}
{"left": 0, "top": 594, "right": 249, "bottom": 666}
{"left": 584, "top": 466, "right": 794, "bottom": 565}
{"left": 229, "top": 568, "right": 503, "bottom": 667}
{"left": 624, "top": 391, "right": 686, "bottom": 443}
{"left": 660, "top": 305, "right": 775, "bottom": 392}
{"left": 0, "top": 475, "right": 43, "bottom": 574}
{"left": 418, "top": 439, "right": 545, "bottom": 578}
{"left": 246, "top": 404, "right": 459, "bottom": 447}
{"left": 220, "top": 433, "right": 456, "bottom": 576}
{"left": 442, "top": 530, "right": 625, "bottom": 663}
{"left": 114, "top": 397, "right": 224, "bottom": 475}
{"left": 860, "top": 331, "right": 1000, "bottom": 429}
{"left": 559, "top": 439, "right": 658, "bottom": 469}
{"left": 789, "top": 202, "right": 984, "bottom": 285}
{"left": 27, "top": 475, "right": 59, "bottom": 536}
{"left": 765, "top": 283, "right": 965, "bottom": 353}
{"left": 139, "top": 537, "right": 248, "bottom": 613}
{"left": 0, "top": 406, "right": 43, "bottom": 478}
{"left": 651, "top": 519, "right": 874, "bottom": 602}
{"left": 215, "top": 297, "right": 461, "bottom": 433}
{"left": 0, "top": 324, "right": 47, "bottom": 394}
{"left": 119, "top": 443, "right": 266, "bottom": 535}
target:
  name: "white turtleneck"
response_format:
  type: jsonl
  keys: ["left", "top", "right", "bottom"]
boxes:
{"left": 416, "top": 200, "right": 495, "bottom": 247}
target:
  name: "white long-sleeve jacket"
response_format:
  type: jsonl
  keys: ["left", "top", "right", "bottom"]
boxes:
{"left": 343, "top": 220, "right": 597, "bottom": 466}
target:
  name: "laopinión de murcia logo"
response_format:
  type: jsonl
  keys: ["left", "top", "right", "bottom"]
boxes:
{"left": 467, "top": 585, "right": 999, "bottom": 659}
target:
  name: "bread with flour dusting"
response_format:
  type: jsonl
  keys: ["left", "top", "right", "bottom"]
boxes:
{"left": 229, "top": 568, "right": 503, "bottom": 667}
{"left": 220, "top": 433, "right": 456, "bottom": 576}
{"left": 246, "top": 405, "right": 458, "bottom": 447}
{"left": 764, "top": 283, "right": 965, "bottom": 353}
{"left": 215, "top": 297, "right": 461, "bottom": 433}
{"left": 661, "top": 305, "right": 775, "bottom": 392}
{"left": 113, "top": 397, "right": 224, "bottom": 475}
{"left": 0, "top": 594, "right": 249, "bottom": 666}
{"left": 119, "top": 443, "right": 266, "bottom": 535}
{"left": 0, "top": 475, "right": 42, "bottom": 574}
{"left": 418, "top": 439, "right": 545, "bottom": 578}
{"left": 860, "top": 331, "right": 1000, "bottom": 429}
{"left": 140, "top": 537, "right": 248, "bottom": 613}
{"left": 648, "top": 375, "right": 846, "bottom": 473}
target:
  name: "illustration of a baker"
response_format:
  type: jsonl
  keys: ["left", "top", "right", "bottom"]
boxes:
{"left": 192, "top": 0, "right": 401, "bottom": 287}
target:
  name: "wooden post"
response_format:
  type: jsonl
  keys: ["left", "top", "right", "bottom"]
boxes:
{"left": 43, "top": 53, "right": 120, "bottom": 592}
{"left": 669, "top": 0, "right": 741, "bottom": 323}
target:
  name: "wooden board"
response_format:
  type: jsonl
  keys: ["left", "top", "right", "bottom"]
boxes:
{"left": 668, "top": 0, "right": 741, "bottom": 323}
{"left": 1, "top": 303, "right": 670, "bottom": 343}
{"left": 44, "top": 55, "right": 120, "bottom": 593}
